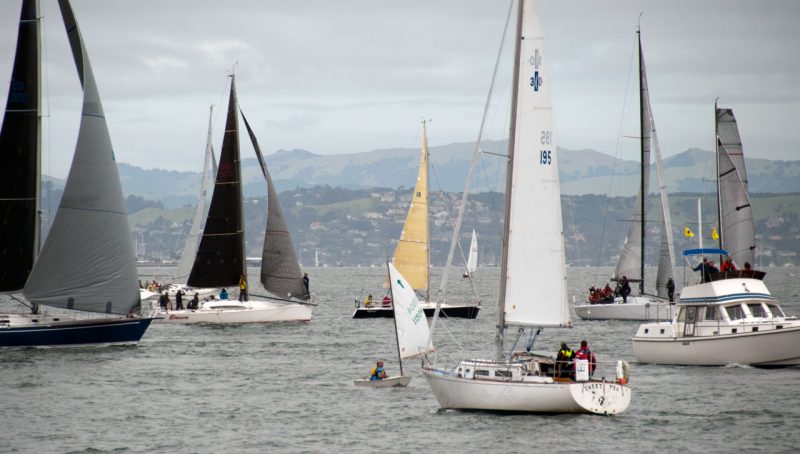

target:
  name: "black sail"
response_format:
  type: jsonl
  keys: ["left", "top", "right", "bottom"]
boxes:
{"left": 187, "top": 78, "right": 245, "bottom": 287}
{"left": 0, "top": 0, "right": 40, "bottom": 292}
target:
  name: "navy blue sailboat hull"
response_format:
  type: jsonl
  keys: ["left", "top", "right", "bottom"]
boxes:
{"left": 0, "top": 317, "right": 154, "bottom": 347}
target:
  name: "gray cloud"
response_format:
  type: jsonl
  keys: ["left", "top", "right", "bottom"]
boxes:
{"left": 1, "top": 0, "right": 798, "bottom": 178}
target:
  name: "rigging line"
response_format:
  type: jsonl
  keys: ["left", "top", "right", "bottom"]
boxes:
{"left": 41, "top": 9, "right": 53, "bottom": 238}
{"left": 596, "top": 31, "right": 638, "bottom": 267}
{"left": 433, "top": 0, "right": 514, "bottom": 325}
{"left": 428, "top": 162, "right": 479, "bottom": 300}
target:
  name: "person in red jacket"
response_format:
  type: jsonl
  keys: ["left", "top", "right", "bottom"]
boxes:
{"left": 575, "top": 340, "right": 597, "bottom": 376}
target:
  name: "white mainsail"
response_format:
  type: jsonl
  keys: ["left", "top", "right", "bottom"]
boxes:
{"left": 175, "top": 106, "right": 217, "bottom": 283}
{"left": 717, "top": 138, "right": 755, "bottom": 267}
{"left": 466, "top": 230, "right": 478, "bottom": 274}
{"left": 499, "top": 0, "right": 569, "bottom": 328}
{"left": 23, "top": 0, "right": 139, "bottom": 315}
{"left": 388, "top": 262, "right": 433, "bottom": 361}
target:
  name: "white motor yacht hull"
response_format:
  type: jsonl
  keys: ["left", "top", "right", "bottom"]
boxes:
{"left": 155, "top": 299, "right": 312, "bottom": 324}
{"left": 421, "top": 368, "right": 630, "bottom": 415}
{"left": 353, "top": 375, "right": 411, "bottom": 388}
{"left": 633, "top": 324, "right": 800, "bottom": 366}
{"left": 575, "top": 296, "right": 674, "bottom": 321}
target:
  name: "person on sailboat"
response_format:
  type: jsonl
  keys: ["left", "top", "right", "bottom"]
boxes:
{"left": 575, "top": 340, "right": 597, "bottom": 377}
{"left": 720, "top": 256, "right": 736, "bottom": 273}
{"left": 159, "top": 292, "right": 169, "bottom": 311}
{"left": 220, "top": 288, "right": 229, "bottom": 300}
{"left": 175, "top": 288, "right": 185, "bottom": 310}
{"left": 189, "top": 292, "right": 199, "bottom": 310}
{"left": 693, "top": 258, "right": 712, "bottom": 283}
{"left": 370, "top": 360, "right": 388, "bottom": 381}
{"left": 303, "top": 273, "right": 309, "bottom": 294}
{"left": 238, "top": 274, "right": 247, "bottom": 301}
{"left": 666, "top": 277, "right": 675, "bottom": 302}
{"left": 619, "top": 276, "right": 631, "bottom": 304}
{"left": 556, "top": 342, "right": 575, "bottom": 378}
{"left": 364, "top": 294, "right": 374, "bottom": 307}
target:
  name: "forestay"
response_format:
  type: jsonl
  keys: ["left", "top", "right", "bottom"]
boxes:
{"left": 388, "top": 262, "right": 433, "bottom": 360}
{"left": 500, "top": 0, "right": 569, "bottom": 328}
{"left": 391, "top": 123, "right": 430, "bottom": 293}
{"left": 240, "top": 112, "right": 309, "bottom": 300}
{"left": 0, "top": 0, "right": 39, "bottom": 292}
{"left": 23, "top": 0, "right": 139, "bottom": 314}
{"left": 717, "top": 139, "right": 755, "bottom": 267}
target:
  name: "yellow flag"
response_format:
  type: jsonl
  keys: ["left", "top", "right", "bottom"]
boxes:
{"left": 711, "top": 228, "right": 719, "bottom": 240}
{"left": 684, "top": 227, "right": 694, "bottom": 238}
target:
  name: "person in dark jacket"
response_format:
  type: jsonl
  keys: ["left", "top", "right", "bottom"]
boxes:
{"left": 619, "top": 276, "right": 631, "bottom": 304}
{"left": 666, "top": 277, "right": 676, "bottom": 302}
{"left": 693, "top": 258, "right": 712, "bottom": 283}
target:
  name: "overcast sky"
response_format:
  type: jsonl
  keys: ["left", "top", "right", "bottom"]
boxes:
{"left": 1, "top": 0, "right": 798, "bottom": 178}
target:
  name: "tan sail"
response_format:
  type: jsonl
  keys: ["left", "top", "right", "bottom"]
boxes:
{"left": 390, "top": 122, "right": 430, "bottom": 294}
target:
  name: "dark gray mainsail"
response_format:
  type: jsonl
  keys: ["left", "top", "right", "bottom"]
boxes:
{"left": 717, "top": 138, "right": 755, "bottom": 267}
{"left": 0, "top": 0, "right": 40, "bottom": 292}
{"left": 175, "top": 106, "right": 216, "bottom": 283}
{"left": 240, "top": 112, "right": 309, "bottom": 301}
{"left": 23, "top": 0, "right": 139, "bottom": 314}
{"left": 187, "top": 78, "right": 245, "bottom": 288}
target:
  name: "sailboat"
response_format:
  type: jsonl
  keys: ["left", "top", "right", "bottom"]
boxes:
{"left": 462, "top": 230, "right": 478, "bottom": 278}
{"left": 156, "top": 75, "right": 312, "bottom": 324}
{"left": 575, "top": 27, "right": 676, "bottom": 321}
{"left": 351, "top": 122, "right": 480, "bottom": 319}
{"left": 421, "top": 0, "right": 631, "bottom": 414}
{"left": 632, "top": 106, "right": 800, "bottom": 366}
{"left": 354, "top": 262, "right": 434, "bottom": 387}
{"left": 0, "top": 0, "right": 154, "bottom": 347}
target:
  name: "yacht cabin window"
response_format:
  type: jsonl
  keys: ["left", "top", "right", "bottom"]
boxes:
{"left": 704, "top": 306, "right": 719, "bottom": 321}
{"left": 768, "top": 304, "right": 785, "bottom": 318}
{"left": 747, "top": 303, "right": 766, "bottom": 318}
{"left": 725, "top": 304, "right": 744, "bottom": 321}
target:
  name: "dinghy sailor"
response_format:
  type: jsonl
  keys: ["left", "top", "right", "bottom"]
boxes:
{"left": 370, "top": 360, "right": 388, "bottom": 381}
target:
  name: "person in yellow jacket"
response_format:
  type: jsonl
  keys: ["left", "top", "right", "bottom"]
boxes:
{"left": 238, "top": 274, "right": 247, "bottom": 301}
{"left": 556, "top": 342, "right": 575, "bottom": 378}
{"left": 363, "top": 294, "right": 374, "bottom": 307}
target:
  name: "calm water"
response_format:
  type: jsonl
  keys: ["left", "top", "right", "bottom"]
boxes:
{"left": 2, "top": 266, "right": 799, "bottom": 453}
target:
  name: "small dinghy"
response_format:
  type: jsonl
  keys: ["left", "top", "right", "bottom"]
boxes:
{"left": 354, "top": 262, "right": 433, "bottom": 388}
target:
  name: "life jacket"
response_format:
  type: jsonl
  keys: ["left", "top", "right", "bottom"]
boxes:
{"left": 575, "top": 348, "right": 591, "bottom": 361}
{"left": 559, "top": 349, "right": 574, "bottom": 360}
{"left": 370, "top": 367, "right": 384, "bottom": 380}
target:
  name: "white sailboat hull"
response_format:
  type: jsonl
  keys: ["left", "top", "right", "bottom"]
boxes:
{"left": 421, "top": 367, "right": 631, "bottom": 415}
{"left": 353, "top": 375, "right": 412, "bottom": 388}
{"left": 575, "top": 296, "right": 675, "bottom": 321}
{"left": 153, "top": 299, "right": 311, "bottom": 324}
{"left": 633, "top": 324, "right": 800, "bottom": 366}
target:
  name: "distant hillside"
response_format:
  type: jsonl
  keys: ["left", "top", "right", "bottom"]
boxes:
{"left": 46, "top": 142, "right": 800, "bottom": 207}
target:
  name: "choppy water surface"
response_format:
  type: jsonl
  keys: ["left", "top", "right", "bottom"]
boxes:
{"left": 2, "top": 266, "right": 799, "bottom": 453}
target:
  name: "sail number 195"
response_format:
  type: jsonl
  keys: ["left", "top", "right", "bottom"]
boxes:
{"left": 540, "top": 130, "right": 552, "bottom": 165}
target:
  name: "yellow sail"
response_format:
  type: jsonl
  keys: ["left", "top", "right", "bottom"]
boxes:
{"left": 390, "top": 122, "right": 430, "bottom": 293}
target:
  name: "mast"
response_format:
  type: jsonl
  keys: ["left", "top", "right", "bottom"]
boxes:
{"left": 33, "top": 0, "right": 41, "bottom": 258}
{"left": 637, "top": 29, "right": 646, "bottom": 295}
{"left": 388, "top": 261, "right": 403, "bottom": 376}
{"left": 714, "top": 99, "right": 723, "bottom": 252}
{"left": 423, "top": 120, "right": 431, "bottom": 302}
{"left": 495, "top": 0, "right": 524, "bottom": 358}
